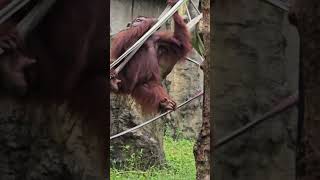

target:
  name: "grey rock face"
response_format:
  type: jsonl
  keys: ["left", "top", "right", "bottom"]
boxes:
{"left": 110, "top": 94, "right": 165, "bottom": 169}
{"left": 213, "top": 0, "right": 299, "bottom": 180}
{"left": 164, "top": 56, "right": 203, "bottom": 139}
{"left": 0, "top": 98, "right": 106, "bottom": 180}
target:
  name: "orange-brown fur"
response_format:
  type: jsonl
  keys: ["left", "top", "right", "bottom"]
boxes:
{"left": 111, "top": 1, "right": 192, "bottom": 113}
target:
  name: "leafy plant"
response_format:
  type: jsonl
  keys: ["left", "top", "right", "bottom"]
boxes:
{"left": 110, "top": 136, "right": 196, "bottom": 180}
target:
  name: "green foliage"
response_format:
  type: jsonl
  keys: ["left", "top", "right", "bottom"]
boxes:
{"left": 191, "top": 31, "right": 205, "bottom": 56}
{"left": 164, "top": 124, "right": 185, "bottom": 141}
{"left": 111, "top": 144, "right": 146, "bottom": 170}
{"left": 110, "top": 136, "right": 196, "bottom": 180}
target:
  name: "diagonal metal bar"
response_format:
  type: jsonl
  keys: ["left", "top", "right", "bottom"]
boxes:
{"left": 114, "top": 45, "right": 139, "bottom": 74}
{"left": 113, "top": 1, "right": 203, "bottom": 73}
{"left": 0, "top": 0, "right": 31, "bottom": 24}
{"left": 110, "top": 0, "right": 187, "bottom": 69}
{"left": 186, "top": 3, "right": 192, "bottom": 21}
{"left": 215, "top": 91, "right": 298, "bottom": 149}
{"left": 17, "top": 0, "right": 56, "bottom": 38}
{"left": 186, "top": 57, "right": 201, "bottom": 65}
{"left": 113, "top": 5, "right": 173, "bottom": 74}
{"left": 114, "top": 11, "right": 203, "bottom": 74}
{"left": 110, "top": 6, "right": 170, "bottom": 47}
{"left": 0, "top": 0, "right": 22, "bottom": 17}
{"left": 189, "top": 0, "right": 201, "bottom": 15}
{"left": 158, "top": 5, "right": 171, "bottom": 19}
{"left": 187, "top": 13, "right": 202, "bottom": 32}
{"left": 115, "top": 50, "right": 203, "bottom": 75}
{"left": 110, "top": 91, "right": 203, "bottom": 140}
{"left": 262, "top": 0, "right": 289, "bottom": 11}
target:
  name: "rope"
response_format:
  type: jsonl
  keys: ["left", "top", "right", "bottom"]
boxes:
{"left": 215, "top": 91, "right": 298, "bottom": 149}
{"left": 110, "top": 91, "right": 203, "bottom": 140}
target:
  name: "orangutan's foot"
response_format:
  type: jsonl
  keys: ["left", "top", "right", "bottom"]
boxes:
{"left": 160, "top": 97, "right": 176, "bottom": 111}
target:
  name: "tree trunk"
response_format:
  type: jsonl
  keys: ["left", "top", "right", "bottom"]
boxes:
{"left": 194, "top": 0, "right": 210, "bottom": 179}
{"left": 289, "top": 1, "right": 320, "bottom": 179}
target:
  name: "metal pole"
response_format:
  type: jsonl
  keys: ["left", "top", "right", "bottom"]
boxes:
{"left": 0, "top": 0, "right": 31, "bottom": 24}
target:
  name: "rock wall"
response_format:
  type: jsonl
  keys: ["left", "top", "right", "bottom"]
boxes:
{"left": 165, "top": 56, "right": 203, "bottom": 139}
{"left": 110, "top": 95, "right": 166, "bottom": 169}
{"left": 0, "top": 98, "right": 106, "bottom": 179}
{"left": 213, "top": 1, "right": 299, "bottom": 180}
{"left": 110, "top": 0, "right": 166, "bottom": 34}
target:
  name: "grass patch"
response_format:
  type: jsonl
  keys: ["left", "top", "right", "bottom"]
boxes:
{"left": 110, "top": 136, "right": 196, "bottom": 180}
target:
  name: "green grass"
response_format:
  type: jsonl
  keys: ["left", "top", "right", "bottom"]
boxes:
{"left": 110, "top": 136, "right": 196, "bottom": 180}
